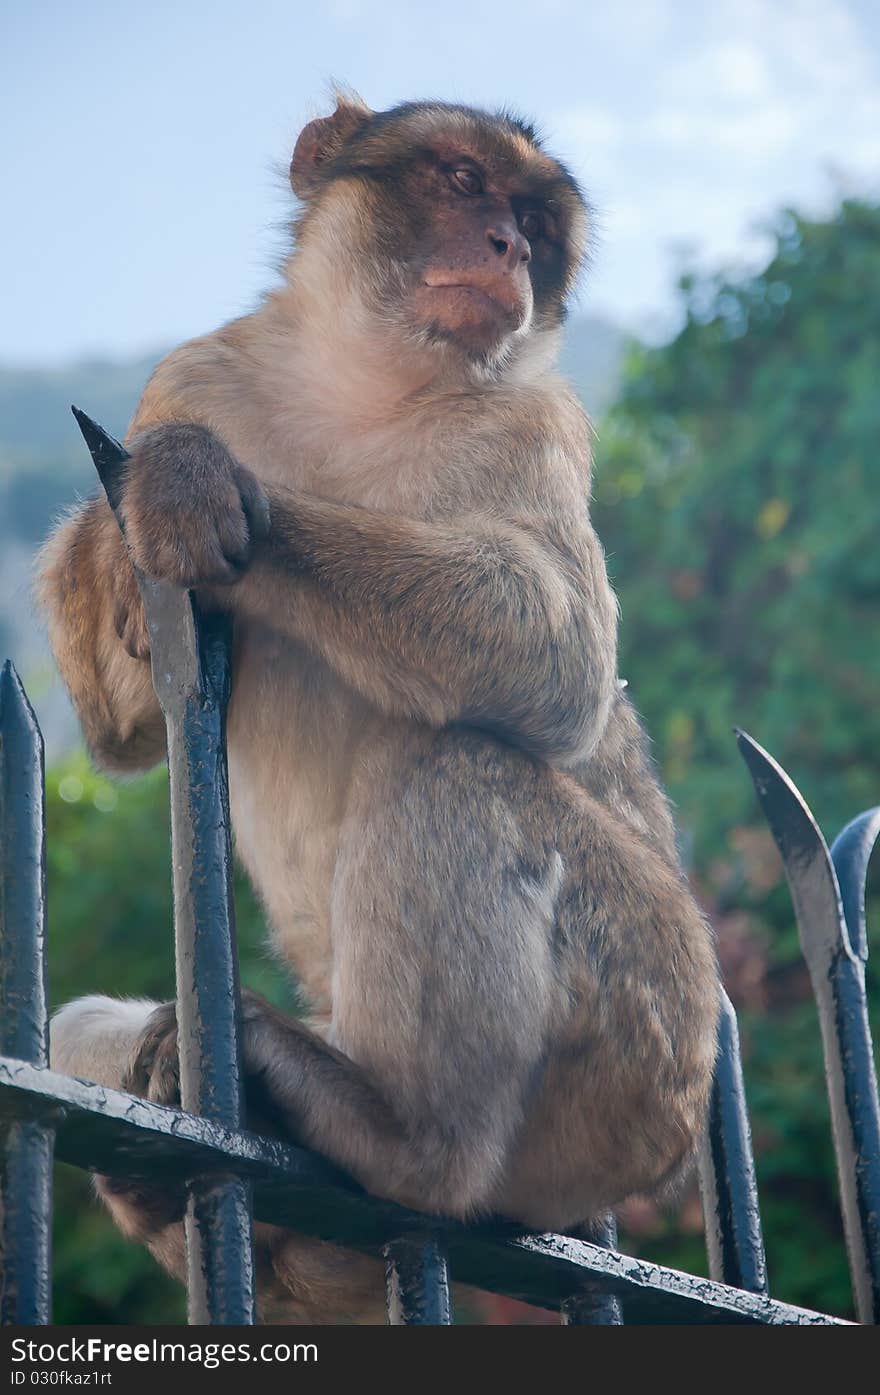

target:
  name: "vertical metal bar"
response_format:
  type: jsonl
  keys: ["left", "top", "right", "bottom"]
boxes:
{"left": 74, "top": 410, "right": 256, "bottom": 1325}
{"left": 738, "top": 729, "right": 880, "bottom": 1323}
{"left": 830, "top": 811, "right": 880, "bottom": 963}
{"left": 827, "top": 811, "right": 880, "bottom": 1322}
{"left": 697, "top": 989, "right": 768, "bottom": 1294}
{"left": 384, "top": 1235, "right": 452, "bottom": 1324}
{"left": 561, "top": 1214, "right": 624, "bottom": 1324}
{"left": 0, "top": 661, "right": 53, "bottom": 1325}
{"left": 166, "top": 605, "right": 256, "bottom": 1325}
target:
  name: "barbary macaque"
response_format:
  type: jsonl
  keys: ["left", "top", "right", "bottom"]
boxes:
{"left": 41, "top": 95, "right": 720, "bottom": 1321}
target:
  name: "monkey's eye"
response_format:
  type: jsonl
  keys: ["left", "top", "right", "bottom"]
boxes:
{"left": 519, "top": 209, "right": 544, "bottom": 241}
{"left": 451, "top": 167, "right": 483, "bottom": 196}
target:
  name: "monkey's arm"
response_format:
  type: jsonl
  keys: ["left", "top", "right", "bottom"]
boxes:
{"left": 108, "top": 417, "right": 617, "bottom": 765}
{"left": 234, "top": 487, "right": 619, "bottom": 766}
{"left": 37, "top": 500, "right": 166, "bottom": 773}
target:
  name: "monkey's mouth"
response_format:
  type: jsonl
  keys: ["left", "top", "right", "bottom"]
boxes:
{"left": 415, "top": 280, "right": 530, "bottom": 358}
{"left": 421, "top": 277, "right": 521, "bottom": 320}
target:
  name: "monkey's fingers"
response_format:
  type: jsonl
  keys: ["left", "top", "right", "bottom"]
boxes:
{"left": 235, "top": 466, "right": 271, "bottom": 545}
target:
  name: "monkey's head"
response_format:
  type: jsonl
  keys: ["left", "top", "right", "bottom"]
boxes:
{"left": 288, "top": 95, "right": 589, "bottom": 376}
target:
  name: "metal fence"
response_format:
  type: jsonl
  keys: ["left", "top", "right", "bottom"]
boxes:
{"left": 1, "top": 411, "right": 879, "bottom": 1326}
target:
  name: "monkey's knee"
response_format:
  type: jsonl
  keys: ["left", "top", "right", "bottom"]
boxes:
{"left": 50, "top": 995, "right": 160, "bottom": 1090}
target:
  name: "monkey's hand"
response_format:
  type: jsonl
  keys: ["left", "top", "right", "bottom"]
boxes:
{"left": 123, "top": 991, "right": 279, "bottom": 1112}
{"left": 120, "top": 424, "right": 270, "bottom": 588}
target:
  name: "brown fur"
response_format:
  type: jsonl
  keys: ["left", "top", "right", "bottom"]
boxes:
{"left": 41, "top": 97, "right": 720, "bottom": 1322}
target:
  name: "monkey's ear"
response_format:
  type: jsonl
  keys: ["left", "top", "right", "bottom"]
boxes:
{"left": 290, "top": 96, "right": 373, "bottom": 197}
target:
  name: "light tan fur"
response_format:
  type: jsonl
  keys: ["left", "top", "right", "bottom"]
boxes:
{"left": 41, "top": 98, "right": 720, "bottom": 1322}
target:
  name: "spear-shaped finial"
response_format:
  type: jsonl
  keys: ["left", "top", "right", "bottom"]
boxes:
{"left": 735, "top": 726, "right": 848, "bottom": 965}
{"left": 71, "top": 405, "right": 130, "bottom": 513}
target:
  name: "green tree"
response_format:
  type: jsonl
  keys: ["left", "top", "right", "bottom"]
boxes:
{"left": 594, "top": 199, "right": 880, "bottom": 1317}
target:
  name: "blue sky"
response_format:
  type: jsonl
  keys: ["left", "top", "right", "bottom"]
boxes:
{"left": 2, "top": 0, "right": 878, "bottom": 363}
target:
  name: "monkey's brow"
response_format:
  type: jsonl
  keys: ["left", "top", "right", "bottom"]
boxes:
{"left": 425, "top": 146, "right": 564, "bottom": 205}
{"left": 418, "top": 138, "right": 533, "bottom": 180}
{"left": 420, "top": 145, "right": 485, "bottom": 173}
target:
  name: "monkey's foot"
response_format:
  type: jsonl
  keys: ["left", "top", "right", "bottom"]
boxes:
{"left": 124, "top": 1001, "right": 180, "bottom": 1106}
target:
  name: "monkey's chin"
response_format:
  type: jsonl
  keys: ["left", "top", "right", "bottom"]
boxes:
{"left": 413, "top": 285, "right": 522, "bottom": 359}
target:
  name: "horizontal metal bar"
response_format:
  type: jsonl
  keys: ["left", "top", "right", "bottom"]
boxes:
{"left": 561, "top": 1215, "right": 623, "bottom": 1324}
{"left": 0, "top": 1059, "right": 848, "bottom": 1325}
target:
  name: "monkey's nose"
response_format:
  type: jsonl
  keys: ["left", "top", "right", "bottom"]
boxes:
{"left": 486, "top": 220, "right": 531, "bottom": 268}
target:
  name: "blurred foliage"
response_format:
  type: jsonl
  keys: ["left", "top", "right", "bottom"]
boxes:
{"left": 594, "top": 198, "right": 880, "bottom": 1319}
{"left": 40, "top": 197, "right": 880, "bottom": 1323}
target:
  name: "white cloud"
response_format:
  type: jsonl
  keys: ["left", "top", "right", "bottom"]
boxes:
{"left": 713, "top": 102, "right": 799, "bottom": 158}
{"left": 552, "top": 106, "right": 624, "bottom": 185}
{"left": 548, "top": 0, "right": 879, "bottom": 331}
{"left": 705, "top": 40, "right": 771, "bottom": 101}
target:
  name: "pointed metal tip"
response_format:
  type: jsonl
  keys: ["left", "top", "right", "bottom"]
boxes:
{"left": 734, "top": 730, "right": 786, "bottom": 790}
{"left": 0, "top": 659, "right": 42, "bottom": 746}
{"left": 737, "top": 728, "right": 800, "bottom": 802}
{"left": 737, "top": 730, "right": 845, "bottom": 964}
{"left": 1, "top": 658, "right": 21, "bottom": 695}
{"left": 71, "top": 406, "right": 130, "bottom": 512}
{"left": 734, "top": 727, "right": 762, "bottom": 756}
{"left": 71, "top": 404, "right": 94, "bottom": 435}
{"left": 71, "top": 405, "right": 126, "bottom": 459}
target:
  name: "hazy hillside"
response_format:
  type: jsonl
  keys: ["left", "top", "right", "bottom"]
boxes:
{"left": 0, "top": 315, "right": 623, "bottom": 754}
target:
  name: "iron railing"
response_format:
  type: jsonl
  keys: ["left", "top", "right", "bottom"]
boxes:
{"left": 1, "top": 410, "right": 878, "bottom": 1326}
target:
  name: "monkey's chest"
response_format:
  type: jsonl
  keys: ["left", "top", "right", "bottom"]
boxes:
{"left": 224, "top": 627, "right": 372, "bottom": 1011}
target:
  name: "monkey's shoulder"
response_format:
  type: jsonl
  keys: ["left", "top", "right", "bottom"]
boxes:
{"left": 126, "top": 326, "right": 253, "bottom": 441}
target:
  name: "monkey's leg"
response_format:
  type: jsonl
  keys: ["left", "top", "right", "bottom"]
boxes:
{"left": 183, "top": 726, "right": 716, "bottom": 1230}
{"left": 148, "top": 727, "right": 563, "bottom": 1221}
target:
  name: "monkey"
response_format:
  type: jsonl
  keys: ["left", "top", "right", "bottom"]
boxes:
{"left": 40, "top": 94, "right": 721, "bottom": 1322}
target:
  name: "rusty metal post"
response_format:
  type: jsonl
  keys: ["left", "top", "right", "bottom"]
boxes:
{"left": 0, "top": 662, "right": 52, "bottom": 1324}
{"left": 74, "top": 409, "right": 256, "bottom": 1325}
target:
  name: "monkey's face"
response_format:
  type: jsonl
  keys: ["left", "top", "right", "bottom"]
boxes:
{"left": 398, "top": 152, "right": 538, "bottom": 357}
{"left": 290, "top": 98, "right": 590, "bottom": 371}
